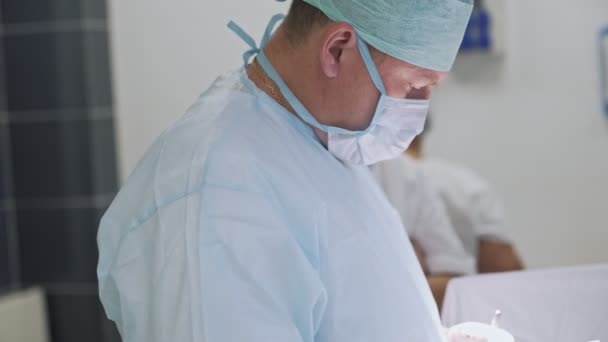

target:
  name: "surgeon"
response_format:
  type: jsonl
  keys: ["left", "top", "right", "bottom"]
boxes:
{"left": 97, "top": 0, "right": 474, "bottom": 341}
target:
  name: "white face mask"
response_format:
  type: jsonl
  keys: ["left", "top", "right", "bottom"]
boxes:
{"left": 255, "top": 30, "right": 430, "bottom": 166}
{"left": 328, "top": 96, "right": 429, "bottom": 165}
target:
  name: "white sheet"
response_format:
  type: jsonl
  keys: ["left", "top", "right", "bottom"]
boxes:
{"left": 442, "top": 264, "right": 608, "bottom": 342}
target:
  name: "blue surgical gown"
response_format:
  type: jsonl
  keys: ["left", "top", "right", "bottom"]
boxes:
{"left": 97, "top": 69, "right": 445, "bottom": 342}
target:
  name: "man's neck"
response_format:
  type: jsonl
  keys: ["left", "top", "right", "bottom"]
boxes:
{"left": 246, "top": 29, "right": 329, "bottom": 146}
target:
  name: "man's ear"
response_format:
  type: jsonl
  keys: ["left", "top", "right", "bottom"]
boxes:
{"left": 319, "top": 23, "right": 357, "bottom": 78}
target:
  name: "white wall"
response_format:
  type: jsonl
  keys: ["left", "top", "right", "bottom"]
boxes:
{"left": 107, "top": 0, "right": 289, "bottom": 177}
{"left": 108, "top": 0, "right": 608, "bottom": 268}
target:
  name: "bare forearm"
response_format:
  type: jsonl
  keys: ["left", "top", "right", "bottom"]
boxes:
{"left": 427, "top": 275, "right": 455, "bottom": 311}
{"left": 477, "top": 240, "right": 524, "bottom": 273}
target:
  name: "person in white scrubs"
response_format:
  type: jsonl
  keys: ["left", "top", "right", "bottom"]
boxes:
{"left": 96, "top": 1, "right": 476, "bottom": 341}
{"left": 407, "top": 117, "right": 524, "bottom": 274}
{"left": 371, "top": 154, "right": 476, "bottom": 309}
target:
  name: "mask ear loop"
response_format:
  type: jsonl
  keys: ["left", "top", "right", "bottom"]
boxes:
{"left": 355, "top": 33, "right": 387, "bottom": 95}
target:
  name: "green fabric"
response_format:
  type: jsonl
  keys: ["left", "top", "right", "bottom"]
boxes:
{"left": 303, "top": 0, "right": 473, "bottom": 71}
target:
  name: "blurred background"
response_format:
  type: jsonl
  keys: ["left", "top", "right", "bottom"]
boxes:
{"left": 0, "top": 0, "right": 607, "bottom": 341}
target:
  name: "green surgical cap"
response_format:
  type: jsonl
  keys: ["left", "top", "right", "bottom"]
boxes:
{"left": 302, "top": 0, "right": 474, "bottom": 72}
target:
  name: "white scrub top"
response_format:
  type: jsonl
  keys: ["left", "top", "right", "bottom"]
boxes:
{"left": 372, "top": 155, "right": 475, "bottom": 275}
{"left": 420, "top": 158, "right": 510, "bottom": 257}
{"left": 97, "top": 69, "right": 446, "bottom": 342}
